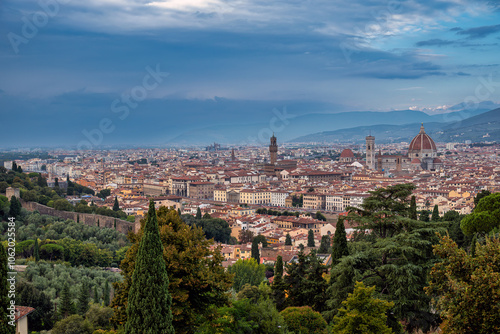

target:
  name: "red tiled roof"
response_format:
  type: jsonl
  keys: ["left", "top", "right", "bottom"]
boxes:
{"left": 340, "top": 149, "right": 354, "bottom": 158}
{"left": 15, "top": 306, "right": 35, "bottom": 322}
{"left": 409, "top": 124, "right": 437, "bottom": 151}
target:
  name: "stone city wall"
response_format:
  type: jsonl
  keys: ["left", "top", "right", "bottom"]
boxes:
{"left": 21, "top": 201, "right": 140, "bottom": 234}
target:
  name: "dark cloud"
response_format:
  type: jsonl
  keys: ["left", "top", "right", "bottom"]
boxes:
{"left": 362, "top": 71, "right": 446, "bottom": 79}
{"left": 458, "top": 63, "right": 499, "bottom": 68}
{"left": 450, "top": 27, "right": 462, "bottom": 32}
{"left": 455, "top": 71, "right": 471, "bottom": 76}
{"left": 456, "top": 24, "right": 500, "bottom": 39}
{"left": 346, "top": 53, "right": 447, "bottom": 79}
{"left": 416, "top": 38, "right": 454, "bottom": 46}
{"left": 415, "top": 38, "right": 498, "bottom": 48}
{"left": 410, "top": 61, "right": 442, "bottom": 71}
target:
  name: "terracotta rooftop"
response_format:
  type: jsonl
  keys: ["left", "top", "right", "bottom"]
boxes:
{"left": 15, "top": 306, "right": 35, "bottom": 322}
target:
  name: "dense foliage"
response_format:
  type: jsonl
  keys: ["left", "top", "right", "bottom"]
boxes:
{"left": 181, "top": 213, "right": 231, "bottom": 243}
{"left": 0, "top": 167, "right": 133, "bottom": 221}
{"left": 324, "top": 184, "right": 446, "bottom": 333}
{"left": 111, "top": 206, "right": 233, "bottom": 334}
{"left": 281, "top": 306, "right": 327, "bottom": 334}
{"left": 426, "top": 235, "right": 500, "bottom": 333}
{"left": 21, "top": 262, "right": 122, "bottom": 310}
{"left": 1, "top": 211, "right": 130, "bottom": 267}
{"left": 461, "top": 192, "right": 500, "bottom": 235}
{"left": 0, "top": 242, "right": 15, "bottom": 334}
{"left": 125, "top": 200, "right": 174, "bottom": 334}
{"left": 228, "top": 258, "right": 266, "bottom": 292}
{"left": 332, "top": 281, "right": 395, "bottom": 334}
{"left": 199, "top": 298, "right": 287, "bottom": 334}
{"left": 283, "top": 249, "right": 328, "bottom": 313}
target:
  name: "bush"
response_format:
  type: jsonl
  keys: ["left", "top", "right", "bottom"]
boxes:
{"left": 51, "top": 314, "right": 93, "bottom": 334}
{"left": 86, "top": 304, "right": 114, "bottom": 330}
{"left": 16, "top": 239, "right": 34, "bottom": 257}
{"left": 39, "top": 244, "right": 65, "bottom": 261}
{"left": 281, "top": 306, "right": 327, "bottom": 334}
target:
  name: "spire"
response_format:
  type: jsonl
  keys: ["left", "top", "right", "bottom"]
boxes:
{"left": 420, "top": 123, "right": 425, "bottom": 134}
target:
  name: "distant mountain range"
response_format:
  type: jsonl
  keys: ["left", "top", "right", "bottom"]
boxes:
{"left": 167, "top": 101, "right": 497, "bottom": 145}
{"left": 290, "top": 107, "right": 500, "bottom": 144}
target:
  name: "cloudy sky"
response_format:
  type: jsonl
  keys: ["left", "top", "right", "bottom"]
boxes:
{"left": 1, "top": 0, "right": 500, "bottom": 147}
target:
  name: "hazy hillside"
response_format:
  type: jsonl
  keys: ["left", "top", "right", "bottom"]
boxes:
{"left": 166, "top": 105, "right": 494, "bottom": 145}
{"left": 434, "top": 107, "right": 500, "bottom": 142}
{"left": 290, "top": 108, "right": 500, "bottom": 144}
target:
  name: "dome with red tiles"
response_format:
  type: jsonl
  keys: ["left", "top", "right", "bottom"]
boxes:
{"left": 339, "top": 148, "right": 355, "bottom": 162}
{"left": 408, "top": 124, "right": 437, "bottom": 159}
{"left": 340, "top": 149, "right": 354, "bottom": 158}
{"left": 411, "top": 158, "right": 421, "bottom": 164}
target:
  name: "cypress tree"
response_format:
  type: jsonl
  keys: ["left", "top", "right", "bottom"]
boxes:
{"left": 419, "top": 210, "right": 430, "bottom": 222}
{"left": 97, "top": 219, "right": 100, "bottom": 227}
{"left": 37, "top": 174, "right": 47, "bottom": 187}
{"left": 283, "top": 247, "right": 308, "bottom": 307}
{"left": 318, "top": 235, "right": 331, "bottom": 254}
{"left": 331, "top": 218, "right": 349, "bottom": 265}
{"left": 409, "top": 195, "right": 417, "bottom": 220}
{"left": 125, "top": 199, "right": 174, "bottom": 334}
{"left": 177, "top": 208, "right": 181, "bottom": 216}
{"left": 93, "top": 286, "right": 99, "bottom": 304}
{"left": 431, "top": 204, "right": 440, "bottom": 221}
{"left": 301, "top": 250, "right": 328, "bottom": 312}
{"left": 77, "top": 214, "right": 80, "bottom": 223}
{"left": 251, "top": 238, "right": 260, "bottom": 264}
{"left": 113, "top": 197, "right": 120, "bottom": 211}
{"left": 59, "top": 283, "right": 73, "bottom": 319}
{"left": 285, "top": 233, "right": 292, "bottom": 246}
{"left": 34, "top": 238, "right": 40, "bottom": 262}
{"left": 103, "top": 279, "right": 110, "bottom": 307}
{"left": 11, "top": 162, "right": 17, "bottom": 172}
{"left": 323, "top": 260, "right": 356, "bottom": 323}
{"left": 196, "top": 207, "right": 202, "bottom": 219}
{"left": 307, "top": 229, "right": 315, "bottom": 247}
{"left": 470, "top": 234, "right": 477, "bottom": 257}
{"left": 275, "top": 255, "right": 284, "bottom": 277}
{"left": 77, "top": 281, "right": 90, "bottom": 315}
{"left": 1, "top": 243, "right": 15, "bottom": 334}
{"left": 54, "top": 178, "right": 59, "bottom": 188}
{"left": 8, "top": 196, "right": 22, "bottom": 218}
{"left": 272, "top": 255, "right": 286, "bottom": 310}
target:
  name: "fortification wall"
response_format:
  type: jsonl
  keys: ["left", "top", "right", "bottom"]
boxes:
{"left": 21, "top": 201, "right": 140, "bottom": 234}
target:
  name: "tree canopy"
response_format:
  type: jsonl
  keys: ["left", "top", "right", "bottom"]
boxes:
{"left": 125, "top": 200, "right": 174, "bottom": 334}
{"left": 111, "top": 206, "right": 233, "bottom": 333}
{"left": 228, "top": 258, "right": 266, "bottom": 292}
{"left": 325, "top": 183, "right": 444, "bottom": 333}
{"left": 332, "top": 281, "right": 395, "bottom": 334}
{"left": 426, "top": 235, "right": 500, "bottom": 334}
{"left": 461, "top": 192, "right": 500, "bottom": 235}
